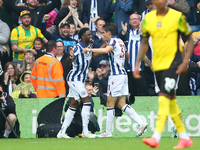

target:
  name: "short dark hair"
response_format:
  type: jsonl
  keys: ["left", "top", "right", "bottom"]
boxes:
{"left": 79, "top": 28, "right": 90, "bottom": 40}
{"left": 103, "top": 23, "right": 118, "bottom": 36}
{"left": 56, "top": 40, "right": 64, "bottom": 46}
{"left": 46, "top": 40, "right": 56, "bottom": 52}
{"left": 95, "top": 17, "right": 105, "bottom": 25}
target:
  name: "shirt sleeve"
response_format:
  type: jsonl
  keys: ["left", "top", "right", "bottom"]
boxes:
{"left": 37, "top": 28, "right": 45, "bottom": 39}
{"left": 107, "top": 38, "right": 116, "bottom": 48}
{"left": 10, "top": 28, "right": 18, "bottom": 42}
{"left": 73, "top": 46, "right": 79, "bottom": 57}
{"left": 141, "top": 19, "right": 150, "bottom": 38}
{"left": 178, "top": 15, "right": 192, "bottom": 37}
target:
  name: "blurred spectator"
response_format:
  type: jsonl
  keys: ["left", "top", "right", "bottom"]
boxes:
{"left": 37, "top": 0, "right": 48, "bottom": 6}
{"left": 10, "top": 10, "right": 48, "bottom": 67}
{"left": 187, "top": 0, "right": 196, "bottom": 25}
{"left": 0, "top": 17, "right": 11, "bottom": 56}
{"left": 90, "top": 18, "right": 108, "bottom": 71}
{"left": 0, "top": 46, "right": 10, "bottom": 71}
{"left": 41, "top": 15, "right": 77, "bottom": 54}
{"left": 82, "top": 0, "right": 112, "bottom": 34}
{"left": 10, "top": 0, "right": 61, "bottom": 29}
{"left": 46, "top": 9, "right": 59, "bottom": 29}
{"left": 33, "top": 37, "right": 46, "bottom": 59}
{"left": 141, "top": 0, "right": 155, "bottom": 20}
{"left": 176, "top": 61, "right": 200, "bottom": 95}
{"left": 190, "top": 31, "right": 200, "bottom": 62}
{"left": 132, "top": 0, "right": 146, "bottom": 15}
{"left": 91, "top": 60, "right": 110, "bottom": 96}
{"left": 195, "top": 0, "right": 200, "bottom": 25}
{"left": 105, "top": 0, "right": 134, "bottom": 33}
{"left": 69, "top": 22, "right": 80, "bottom": 42}
{"left": 0, "top": 84, "right": 17, "bottom": 138}
{"left": 120, "top": 13, "right": 149, "bottom": 96}
{"left": 3, "top": 62, "right": 19, "bottom": 95}
{"left": 54, "top": 0, "right": 82, "bottom": 28}
{"left": 167, "top": 0, "right": 190, "bottom": 16}
{"left": 10, "top": 70, "right": 36, "bottom": 98}
{"left": 17, "top": 50, "right": 35, "bottom": 75}
{"left": 56, "top": 41, "right": 72, "bottom": 95}
{"left": 0, "top": 0, "right": 13, "bottom": 30}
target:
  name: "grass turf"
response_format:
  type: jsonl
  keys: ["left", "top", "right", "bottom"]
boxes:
{"left": 1, "top": 137, "right": 199, "bottom": 150}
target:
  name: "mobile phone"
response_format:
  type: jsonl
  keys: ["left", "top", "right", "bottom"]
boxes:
{"left": 94, "top": 82, "right": 99, "bottom": 88}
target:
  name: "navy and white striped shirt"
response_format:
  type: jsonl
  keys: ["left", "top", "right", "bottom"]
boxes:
{"left": 127, "top": 28, "right": 142, "bottom": 72}
{"left": 107, "top": 35, "right": 127, "bottom": 75}
{"left": 67, "top": 42, "right": 93, "bottom": 82}
{"left": 141, "top": 9, "right": 150, "bottom": 21}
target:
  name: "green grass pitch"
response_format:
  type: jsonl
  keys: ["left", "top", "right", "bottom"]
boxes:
{"left": 1, "top": 137, "right": 199, "bottom": 150}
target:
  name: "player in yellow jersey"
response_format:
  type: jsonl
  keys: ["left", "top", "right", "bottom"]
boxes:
{"left": 134, "top": 0, "right": 194, "bottom": 149}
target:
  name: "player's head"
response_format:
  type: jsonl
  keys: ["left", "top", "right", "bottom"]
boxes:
{"left": 152, "top": 0, "right": 167, "bottom": 9}
{"left": 129, "top": 13, "right": 141, "bottom": 29}
{"left": 79, "top": 28, "right": 92, "bottom": 44}
{"left": 102, "top": 23, "right": 118, "bottom": 41}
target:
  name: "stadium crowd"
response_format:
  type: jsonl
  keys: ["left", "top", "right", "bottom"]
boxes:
{"left": 0, "top": 0, "right": 199, "bottom": 142}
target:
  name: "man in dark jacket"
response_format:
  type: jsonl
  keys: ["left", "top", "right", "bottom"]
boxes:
{"left": 9, "top": 0, "right": 61, "bottom": 29}
{"left": 0, "top": 84, "right": 17, "bottom": 138}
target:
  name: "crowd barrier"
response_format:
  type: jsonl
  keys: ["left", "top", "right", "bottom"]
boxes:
{"left": 14, "top": 96, "right": 200, "bottom": 138}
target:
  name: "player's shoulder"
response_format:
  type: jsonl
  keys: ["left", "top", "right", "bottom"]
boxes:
{"left": 144, "top": 9, "right": 156, "bottom": 20}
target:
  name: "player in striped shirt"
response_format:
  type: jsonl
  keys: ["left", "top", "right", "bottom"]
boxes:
{"left": 57, "top": 28, "right": 98, "bottom": 138}
{"left": 84, "top": 23, "right": 148, "bottom": 138}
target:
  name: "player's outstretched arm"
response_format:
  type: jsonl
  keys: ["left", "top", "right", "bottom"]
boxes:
{"left": 83, "top": 46, "right": 113, "bottom": 54}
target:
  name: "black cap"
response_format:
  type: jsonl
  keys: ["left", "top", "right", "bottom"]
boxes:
{"left": 99, "top": 60, "right": 109, "bottom": 66}
{"left": 60, "top": 21, "right": 70, "bottom": 28}
{"left": 145, "top": 0, "right": 152, "bottom": 4}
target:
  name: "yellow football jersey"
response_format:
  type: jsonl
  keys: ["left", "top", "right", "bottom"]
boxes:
{"left": 142, "top": 8, "right": 192, "bottom": 71}
{"left": 11, "top": 25, "right": 44, "bottom": 60}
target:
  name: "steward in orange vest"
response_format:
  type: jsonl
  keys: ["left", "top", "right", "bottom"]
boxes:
{"left": 30, "top": 40, "right": 66, "bottom": 98}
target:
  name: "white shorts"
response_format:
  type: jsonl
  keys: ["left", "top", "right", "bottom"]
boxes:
{"left": 67, "top": 81, "right": 88, "bottom": 101}
{"left": 107, "top": 75, "right": 129, "bottom": 97}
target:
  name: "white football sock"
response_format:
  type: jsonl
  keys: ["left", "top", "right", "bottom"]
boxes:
{"left": 106, "top": 108, "right": 115, "bottom": 133}
{"left": 60, "top": 107, "right": 76, "bottom": 134}
{"left": 122, "top": 104, "right": 143, "bottom": 126}
{"left": 152, "top": 131, "right": 162, "bottom": 143}
{"left": 179, "top": 131, "right": 190, "bottom": 140}
{"left": 4, "top": 129, "right": 11, "bottom": 138}
{"left": 82, "top": 102, "right": 91, "bottom": 134}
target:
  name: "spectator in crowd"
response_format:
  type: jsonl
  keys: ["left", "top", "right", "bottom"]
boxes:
{"left": 0, "top": 17, "right": 11, "bottom": 56}
{"left": 141, "top": 0, "right": 155, "bottom": 20}
{"left": 54, "top": 0, "right": 82, "bottom": 28}
{"left": 30, "top": 40, "right": 66, "bottom": 98}
{"left": 90, "top": 18, "right": 108, "bottom": 71}
{"left": 10, "top": 0, "right": 61, "bottom": 29}
{"left": 82, "top": 0, "right": 112, "bottom": 34}
{"left": 132, "top": 0, "right": 146, "bottom": 14}
{"left": 3, "top": 62, "right": 19, "bottom": 95}
{"left": 56, "top": 41, "right": 72, "bottom": 95}
{"left": 37, "top": 0, "right": 47, "bottom": 6}
{"left": 33, "top": 37, "right": 46, "bottom": 59}
{"left": 10, "top": 10, "right": 48, "bottom": 67}
{"left": 0, "top": 0, "right": 13, "bottom": 30}
{"left": 190, "top": 31, "right": 200, "bottom": 62}
{"left": 69, "top": 22, "right": 80, "bottom": 42}
{"left": 105, "top": 0, "right": 134, "bottom": 34}
{"left": 17, "top": 50, "right": 35, "bottom": 76}
{"left": 120, "top": 13, "right": 150, "bottom": 96}
{"left": 187, "top": 0, "right": 196, "bottom": 25}
{"left": 195, "top": 0, "right": 200, "bottom": 25}
{"left": 0, "top": 84, "right": 17, "bottom": 138}
{"left": 46, "top": 8, "right": 59, "bottom": 30}
{"left": 92, "top": 60, "right": 110, "bottom": 96}
{"left": 10, "top": 70, "right": 36, "bottom": 99}
{"left": 167, "top": 0, "right": 190, "bottom": 16}
{"left": 41, "top": 15, "right": 77, "bottom": 54}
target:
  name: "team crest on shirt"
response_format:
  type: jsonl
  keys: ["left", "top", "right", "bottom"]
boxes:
{"left": 81, "top": 91, "right": 86, "bottom": 95}
{"left": 157, "top": 22, "right": 162, "bottom": 27}
{"left": 85, "top": 52, "right": 92, "bottom": 60}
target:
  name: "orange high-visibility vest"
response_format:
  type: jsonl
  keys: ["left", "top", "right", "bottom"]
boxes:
{"left": 30, "top": 54, "right": 66, "bottom": 98}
